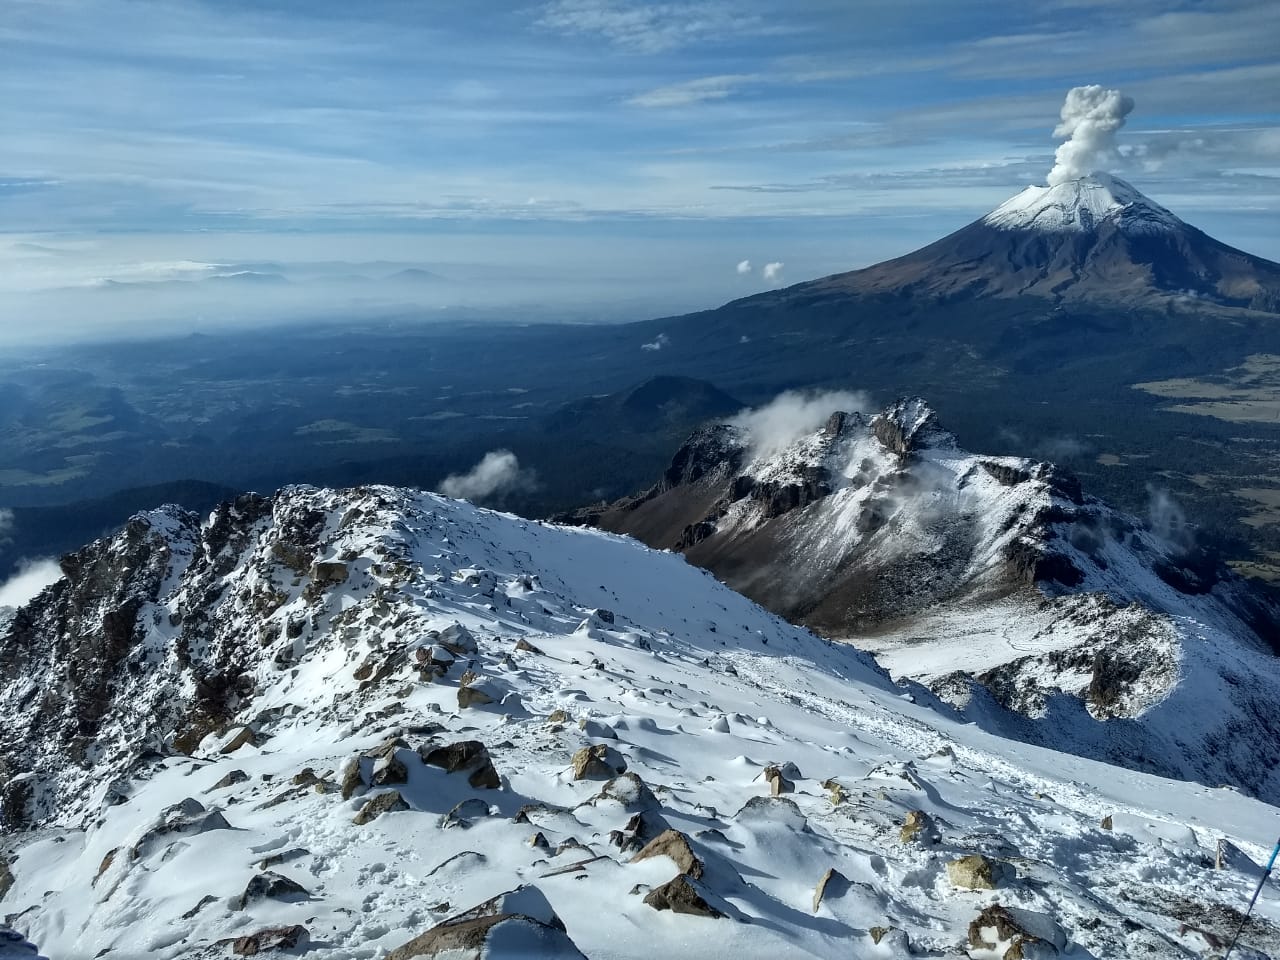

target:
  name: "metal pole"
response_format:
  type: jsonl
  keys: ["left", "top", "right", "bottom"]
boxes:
{"left": 1223, "top": 838, "right": 1280, "bottom": 960}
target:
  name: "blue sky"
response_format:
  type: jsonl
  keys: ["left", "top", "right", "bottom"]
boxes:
{"left": 1, "top": 0, "right": 1278, "bottom": 340}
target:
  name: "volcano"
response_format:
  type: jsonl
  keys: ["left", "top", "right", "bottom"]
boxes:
{"left": 765, "top": 174, "right": 1280, "bottom": 311}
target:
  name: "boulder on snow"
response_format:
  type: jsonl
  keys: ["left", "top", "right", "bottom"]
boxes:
{"left": 642, "top": 875, "right": 724, "bottom": 919}
{"left": 947, "top": 854, "right": 1013, "bottom": 891}
{"left": 630, "top": 829, "right": 704, "bottom": 879}
{"left": 571, "top": 744, "right": 627, "bottom": 780}
{"left": 514, "top": 638, "right": 543, "bottom": 655}
{"left": 443, "top": 798, "right": 491, "bottom": 828}
{"left": 812, "top": 867, "right": 851, "bottom": 913}
{"left": 900, "top": 809, "right": 936, "bottom": 845}
{"left": 227, "top": 925, "right": 309, "bottom": 955}
{"left": 435, "top": 623, "right": 477, "bottom": 655}
{"left": 237, "top": 872, "right": 308, "bottom": 909}
{"left": 209, "top": 769, "right": 249, "bottom": 791}
{"left": 448, "top": 885, "right": 565, "bottom": 930}
{"left": 219, "top": 726, "right": 256, "bottom": 755}
{"left": 340, "top": 759, "right": 365, "bottom": 800}
{"left": 353, "top": 790, "right": 409, "bottom": 825}
{"left": 310, "top": 560, "right": 349, "bottom": 585}
{"left": 763, "top": 765, "right": 794, "bottom": 796}
{"left": 386, "top": 914, "right": 585, "bottom": 960}
{"left": 370, "top": 753, "right": 409, "bottom": 787}
{"left": 131, "top": 800, "right": 232, "bottom": 859}
{"left": 420, "top": 741, "right": 501, "bottom": 789}
{"left": 592, "top": 772, "right": 659, "bottom": 811}
{"left": 968, "top": 903, "right": 1066, "bottom": 958}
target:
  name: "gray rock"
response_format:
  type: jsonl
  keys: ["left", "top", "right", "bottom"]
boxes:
{"left": 420, "top": 741, "right": 501, "bottom": 789}
{"left": 443, "top": 798, "right": 491, "bottom": 828}
{"left": 209, "top": 769, "right": 249, "bottom": 791}
{"left": 237, "top": 872, "right": 308, "bottom": 909}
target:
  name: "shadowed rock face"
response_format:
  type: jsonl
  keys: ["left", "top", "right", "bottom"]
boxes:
{"left": 562, "top": 398, "right": 1274, "bottom": 639}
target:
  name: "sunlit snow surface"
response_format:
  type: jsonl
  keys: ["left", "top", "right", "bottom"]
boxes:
{"left": 982, "top": 173, "right": 1182, "bottom": 235}
{"left": 4, "top": 487, "right": 1279, "bottom": 959}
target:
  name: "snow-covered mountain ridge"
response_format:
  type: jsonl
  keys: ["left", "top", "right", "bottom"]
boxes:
{"left": 565, "top": 399, "right": 1280, "bottom": 800}
{"left": 2, "top": 484, "right": 1280, "bottom": 959}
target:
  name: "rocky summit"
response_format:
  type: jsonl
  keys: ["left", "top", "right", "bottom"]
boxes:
{"left": 2, "top": 482, "right": 1280, "bottom": 958}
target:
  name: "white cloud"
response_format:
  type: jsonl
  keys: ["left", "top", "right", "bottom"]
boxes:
{"left": 439, "top": 450, "right": 536, "bottom": 503}
{"left": 1147, "top": 485, "right": 1195, "bottom": 553}
{"left": 628, "top": 74, "right": 756, "bottom": 108}
{"left": 641, "top": 332, "right": 671, "bottom": 351}
{"left": 538, "top": 0, "right": 763, "bottom": 53}
{"left": 736, "top": 259, "right": 752, "bottom": 274}
{"left": 730, "top": 389, "right": 872, "bottom": 461}
{"left": 0, "top": 558, "right": 62, "bottom": 610}
{"left": 762, "top": 261, "right": 784, "bottom": 284}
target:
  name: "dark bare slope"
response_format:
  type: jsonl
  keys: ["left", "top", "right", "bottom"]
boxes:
{"left": 754, "top": 175, "right": 1280, "bottom": 311}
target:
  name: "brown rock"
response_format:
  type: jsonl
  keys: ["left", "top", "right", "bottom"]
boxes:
{"left": 900, "top": 810, "right": 934, "bottom": 845}
{"left": 643, "top": 875, "right": 723, "bottom": 919}
{"left": 515, "top": 638, "right": 544, "bottom": 655}
{"left": 230, "top": 925, "right": 309, "bottom": 955}
{"left": 869, "top": 926, "right": 893, "bottom": 945}
{"left": 630, "top": 829, "right": 703, "bottom": 880}
{"left": 340, "top": 761, "right": 365, "bottom": 800}
{"left": 354, "top": 790, "right": 409, "bottom": 825}
{"left": 92, "top": 848, "right": 118, "bottom": 886}
{"left": 1100, "top": 815, "right": 1113, "bottom": 831}
{"left": 458, "top": 685, "right": 496, "bottom": 709}
{"left": 571, "top": 744, "right": 626, "bottom": 780}
{"left": 763, "top": 766, "right": 794, "bottom": 795}
{"left": 386, "top": 915, "right": 585, "bottom": 960}
{"left": 947, "top": 854, "right": 1012, "bottom": 891}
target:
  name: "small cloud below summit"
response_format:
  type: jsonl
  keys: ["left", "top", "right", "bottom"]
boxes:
{"left": 736, "top": 259, "right": 752, "bottom": 275}
{"left": 641, "top": 332, "right": 671, "bottom": 351}
{"left": 762, "top": 262, "right": 785, "bottom": 285}
{"left": 439, "top": 451, "right": 537, "bottom": 503}
{"left": 0, "top": 558, "right": 62, "bottom": 610}
{"left": 1047, "top": 85, "right": 1135, "bottom": 186}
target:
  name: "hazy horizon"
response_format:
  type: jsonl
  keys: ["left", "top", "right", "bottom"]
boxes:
{"left": 3, "top": 0, "right": 1278, "bottom": 345}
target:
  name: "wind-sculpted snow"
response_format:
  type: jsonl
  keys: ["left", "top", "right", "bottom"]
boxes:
{"left": 2, "top": 484, "right": 1279, "bottom": 959}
